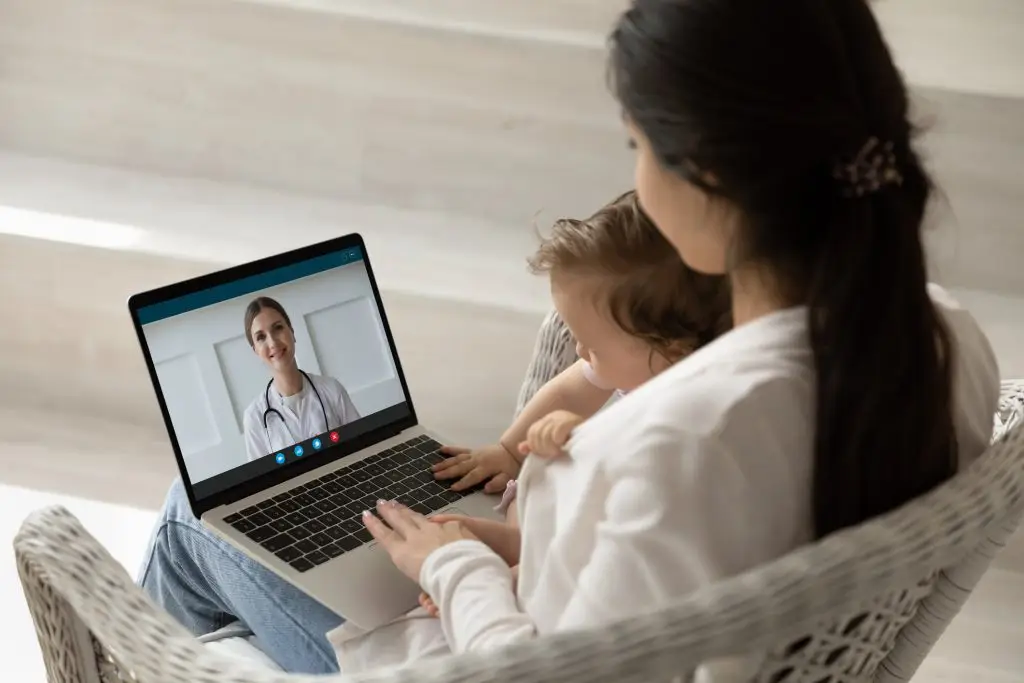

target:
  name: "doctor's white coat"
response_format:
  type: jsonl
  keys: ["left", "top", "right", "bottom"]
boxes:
{"left": 242, "top": 372, "right": 360, "bottom": 461}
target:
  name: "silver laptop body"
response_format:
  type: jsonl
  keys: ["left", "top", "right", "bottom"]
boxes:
{"left": 129, "top": 234, "right": 500, "bottom": 630}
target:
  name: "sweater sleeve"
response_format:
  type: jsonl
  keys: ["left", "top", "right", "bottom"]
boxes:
{"left": 419, "top": 540, "right": 534, "bottom": 654}
{"left": 420, "top": 428, "right": 755, "bottom": 653}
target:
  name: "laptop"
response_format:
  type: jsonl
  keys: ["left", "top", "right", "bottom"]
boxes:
{"left": 129, "top": 233, "right": 500, "bottom": 629}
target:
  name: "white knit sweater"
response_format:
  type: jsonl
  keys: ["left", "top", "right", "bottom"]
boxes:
{"left": 327, "top": 286, "right": 1001, "bottom": 682}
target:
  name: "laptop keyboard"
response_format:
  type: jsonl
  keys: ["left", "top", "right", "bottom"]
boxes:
{"left": 221, "top": 436, "right": 480, "bottom": 573}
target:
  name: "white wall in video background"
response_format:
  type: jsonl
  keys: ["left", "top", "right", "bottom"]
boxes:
{"left": 142, "top": 261, "right": 404, "bottom": 482}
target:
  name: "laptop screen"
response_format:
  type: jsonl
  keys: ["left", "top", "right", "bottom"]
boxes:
{"left": 133, "top": 242, "right": 414, "bottom": 504}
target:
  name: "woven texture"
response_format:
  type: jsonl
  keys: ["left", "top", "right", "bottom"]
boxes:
{"left": 14, "top": 309, "right": 1024, "bottom": 683}
{"left": 514, "top": 308, "right": 578, "bottom": 416}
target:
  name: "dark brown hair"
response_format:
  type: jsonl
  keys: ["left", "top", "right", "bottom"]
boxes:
{"left": 244, "top": 296, "right": 292, "bottom": 347}
{"left": 610, "top": 0, "right": 956, "bottom": 537}
{"left": 529, "top": 190, "right": 731, "bottom": 363}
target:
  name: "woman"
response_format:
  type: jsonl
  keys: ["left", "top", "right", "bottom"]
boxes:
{"left": 241, "top": 296, "right": 360, "bottom": 461}
{"left": 141, "top": 1, "right": 1001, "bottom": 677}
{"left": 352, "top": 0, "right": 1001, "bottom": 675}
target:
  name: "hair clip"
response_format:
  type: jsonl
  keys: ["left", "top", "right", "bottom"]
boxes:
{"left": 832, "top": 137, "right": 904, "bottom": 198}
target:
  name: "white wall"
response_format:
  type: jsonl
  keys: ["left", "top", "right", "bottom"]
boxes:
{"left": 141, "top": 261, "right": 404, "bottom": 482}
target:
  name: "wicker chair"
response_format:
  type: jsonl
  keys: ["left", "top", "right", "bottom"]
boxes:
{"left": 14, "top": 309, "right": 1024, "bottom": 683}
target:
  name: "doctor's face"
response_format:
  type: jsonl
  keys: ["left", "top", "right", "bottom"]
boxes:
{"left": 249, "top": 308, "right": 296, "bottom": 372}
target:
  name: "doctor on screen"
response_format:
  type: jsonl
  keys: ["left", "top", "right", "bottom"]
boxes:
{"left": 241, "top": 296, "right": 361, "bottom": 461}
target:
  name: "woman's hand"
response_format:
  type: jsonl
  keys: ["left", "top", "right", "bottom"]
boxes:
{"left": 432, "top": 444, "right": 520, "bottom": 493}
{"left": 519, "top": 410, "right": 584, "bottom": 459}
{"left": 363, "top": 501, "right": 478, "bottom": 582}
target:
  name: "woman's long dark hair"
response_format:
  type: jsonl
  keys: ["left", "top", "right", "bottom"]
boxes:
{"left": 609, "top": 0, "right": 956, "bottom": 538}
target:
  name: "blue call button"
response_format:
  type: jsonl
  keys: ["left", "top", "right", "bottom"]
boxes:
{"left": 294, "top": 445, "right": 304, "bottom": 457}
{"left": 275, "top": 453, "right": 285, "bottom": 465}
{"left": 312, "top": 438, "right": 322, "bottom": 450}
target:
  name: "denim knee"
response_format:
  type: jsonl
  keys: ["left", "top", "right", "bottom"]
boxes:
{"left": 163, "top": 477, "right": 197, "bottom": 524}
{"left": 138, "top": 477, "right": 196, "bottom": 584}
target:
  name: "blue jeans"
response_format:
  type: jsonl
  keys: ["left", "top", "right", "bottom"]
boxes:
{"left": 137, "top": 479, "right": 343, "bottom": 674}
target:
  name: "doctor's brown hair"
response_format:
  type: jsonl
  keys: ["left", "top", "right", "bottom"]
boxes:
{"left": 244, "top": 297, "right": 293, "bottom": 347}
{"left": 528, "top": 190, "right": 730, "bottom": 363}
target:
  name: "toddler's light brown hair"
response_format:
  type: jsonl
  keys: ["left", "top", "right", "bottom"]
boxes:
{"left": 528, "top": 190, "right": 731, "bottom": 362}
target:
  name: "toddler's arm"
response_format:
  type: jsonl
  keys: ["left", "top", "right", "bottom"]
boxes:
{"left": 434, "top": 361, "right": 610, "bottom": 491}
{"left": 501, "top": 360, "right": 612, "bottom": 463}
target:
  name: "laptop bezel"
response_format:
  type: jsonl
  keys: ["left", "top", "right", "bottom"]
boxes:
{"left": 128, "top": 233, "right": 419, "bottom": 518}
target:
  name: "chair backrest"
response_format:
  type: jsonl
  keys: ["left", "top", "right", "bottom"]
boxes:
{"left": 873, "top": 379, "right": 1024, "bottom": 682}
{"left": 15, "top": 385, "right": 1024, "bottom": 683}
{"left": 751, "top": 380, "right": 1024, "bottom": 683}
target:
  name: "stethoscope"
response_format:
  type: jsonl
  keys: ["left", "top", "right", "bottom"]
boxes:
{"left": 262, "top": 369, "right": 329, "bottom": 444}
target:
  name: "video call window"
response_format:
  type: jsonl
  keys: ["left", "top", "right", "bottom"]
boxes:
{"left": 137, "top": 249, "right": 406, "bottom": 485}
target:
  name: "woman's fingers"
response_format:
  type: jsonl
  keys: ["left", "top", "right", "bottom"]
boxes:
{"left": 439, "top": 445, "right": 470, "bottom": 457}
{"left": 362, "top": 509, "right": 398, "bottom": 547}
{"left": 375, "top": 500, "right": 424, "bottom": 534}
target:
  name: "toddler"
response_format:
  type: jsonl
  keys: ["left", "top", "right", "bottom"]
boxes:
{"left": 422, "top": 190, "right": 730, "bottom": 615}
{"left": 433, "top": 190, "right": 730, "bottom": 497}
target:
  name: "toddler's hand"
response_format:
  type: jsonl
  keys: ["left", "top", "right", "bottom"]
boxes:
{"left": 432, "top": 444, "right": 520, "bottom": 493}
{"left": 519, "top": 410, "right": 584, "bottom": 459}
